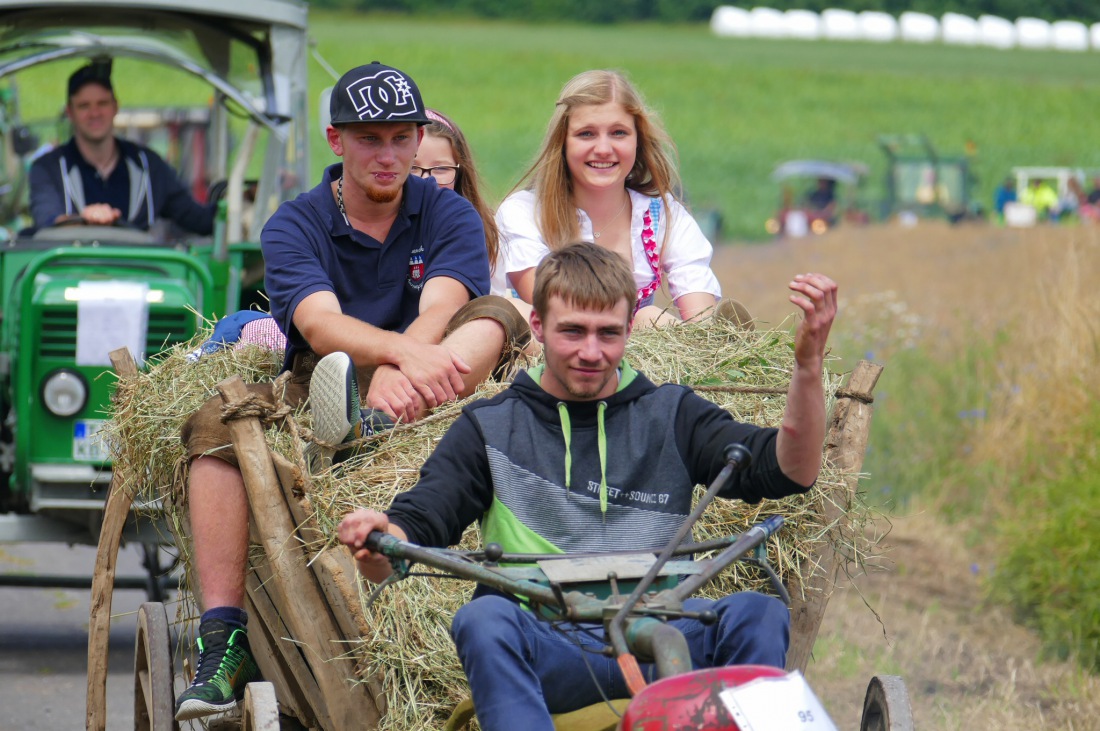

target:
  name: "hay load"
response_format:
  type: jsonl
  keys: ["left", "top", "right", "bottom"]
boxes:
{"left": 105, "top": 319, "right": 875, "bottom": 731}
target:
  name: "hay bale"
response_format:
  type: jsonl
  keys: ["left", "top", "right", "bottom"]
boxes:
{"left": 106, "top": 320, "right": 872, "bottom": 731}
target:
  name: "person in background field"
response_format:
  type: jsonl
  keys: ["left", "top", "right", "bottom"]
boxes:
{"left": 804, "top": 177, "right": 837, "bottom": 225}
{"left": 28, "top": 60, "right": 214, "bottom": 234}
{"left": 495, "top": 69, "right": 752, "bottom": 329}
{"left": 993, "top": 176, "right": 1017, "bottom": 222}
{"left": 172, "top": 62, "right": 528, "bottom": 722}
{"left": 338, "top": 242, "right": 837, "bottom": 731}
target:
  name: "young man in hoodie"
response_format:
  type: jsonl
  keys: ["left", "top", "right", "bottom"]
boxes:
{"left": 337, "top": 242, "right": 838, "bottom": 731}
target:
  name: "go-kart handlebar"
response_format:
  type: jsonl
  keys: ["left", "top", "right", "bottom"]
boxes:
{"left": 358, "top": 443, "right": 787, "bottom": 695}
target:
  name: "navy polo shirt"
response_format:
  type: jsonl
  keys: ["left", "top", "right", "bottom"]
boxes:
{"left": 262, "top": 164, "right": 490, "bottom": 358}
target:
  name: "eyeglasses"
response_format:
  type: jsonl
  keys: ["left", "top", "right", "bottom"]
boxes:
{"left": 410, "top": 164, "right": 460, "bottom": 186}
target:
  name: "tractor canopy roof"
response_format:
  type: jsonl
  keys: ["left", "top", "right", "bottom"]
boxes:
{"left": 771, "top": 160, "right": 868, "bottom": 185}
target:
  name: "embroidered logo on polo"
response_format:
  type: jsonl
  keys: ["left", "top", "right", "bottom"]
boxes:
{"left": 344, "top": 70, "right": 422, "bottom": 121}
{"left": 407, "top": 246, "right": 426, "bottom": 291}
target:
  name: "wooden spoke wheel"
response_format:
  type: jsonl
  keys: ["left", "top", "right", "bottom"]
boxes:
{"left": 134, "top": 601, "right": 178, "bottom": 731}
{"left": 860, "top": 675, "right": 914, "bottom": 731}
{"left": 241, "top": 682, "right": 280, "bottom": 731}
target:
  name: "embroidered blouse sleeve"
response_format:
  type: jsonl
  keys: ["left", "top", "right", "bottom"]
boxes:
{"left": 495, "top": 190, "right": 551, "bottom": 276}
{"left": 661, "top": 199, "right": 722, "bottom": 301}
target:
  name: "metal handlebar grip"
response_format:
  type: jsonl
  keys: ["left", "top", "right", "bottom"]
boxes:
{"left": 364, "top": 530, "right": 395, "bottom": 553}
{"left": 723, "top": 443, "right": 752, "bottom": 472}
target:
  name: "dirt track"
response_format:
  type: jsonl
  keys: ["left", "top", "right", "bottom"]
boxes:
{"left": 708, "top": 222, "right": 1100, "bottom": 730}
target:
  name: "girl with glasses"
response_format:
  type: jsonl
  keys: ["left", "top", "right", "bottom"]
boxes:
{"left": 415, "top": 109, "right": 507, "bottom": 297}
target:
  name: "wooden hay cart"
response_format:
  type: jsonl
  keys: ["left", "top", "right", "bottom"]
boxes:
{"left": 87, "top": 346, "right": 899, "bottom": 731}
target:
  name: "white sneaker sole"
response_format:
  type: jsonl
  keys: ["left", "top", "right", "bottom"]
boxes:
{"left": 174, "top": 696, "right": 237, "bottom": 721}
{"left": 310, "top": 352, "right": 356, "bottom": 446}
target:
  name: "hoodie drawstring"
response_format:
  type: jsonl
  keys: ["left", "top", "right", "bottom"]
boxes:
{"left": 557, "top": 403, "right": 572, "bottom": 494}
{"left": 597, "top": 401, "right": 608, "bottom": 518}
{"left": 557, "top": 401, "right": 610, "bottom": 518}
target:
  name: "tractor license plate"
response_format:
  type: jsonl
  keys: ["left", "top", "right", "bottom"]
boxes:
{"left": 73, "top": 419, "right": 111, "bottom": 462}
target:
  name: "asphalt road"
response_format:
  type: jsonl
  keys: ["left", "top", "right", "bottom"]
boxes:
{"left": 0, "top": 541, "right": 163, "bottom": 731}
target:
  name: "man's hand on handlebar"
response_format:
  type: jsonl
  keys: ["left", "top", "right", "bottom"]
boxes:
{"left": 338, "top": 509, "right": 405, "bottom": 584}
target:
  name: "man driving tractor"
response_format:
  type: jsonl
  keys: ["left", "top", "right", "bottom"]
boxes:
{"left": 28, "top": 61, "right": 215, "bottom": 233}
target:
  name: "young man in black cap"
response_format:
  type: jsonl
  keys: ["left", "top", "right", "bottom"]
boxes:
{"left": 28, "top": 61, "right": 214, "bottom": 233}
{"left": 174, "top": 62, "right": 528, "bottom": 722}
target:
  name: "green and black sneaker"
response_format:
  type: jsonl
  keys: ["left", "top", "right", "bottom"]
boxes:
{"left": 174, "top": 618, "right": 259, "bottom": 721}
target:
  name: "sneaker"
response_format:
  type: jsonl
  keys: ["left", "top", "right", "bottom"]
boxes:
{"left": 310, "top": 352, "right": 395, "bottom": 457}
{"left": 310, "top": 351, "right": 361, "bottom": 448}
{"left": 174, "top": 619, "right": 259, "bottom": 721}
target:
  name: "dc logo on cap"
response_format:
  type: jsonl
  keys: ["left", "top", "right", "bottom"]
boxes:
{"left": 345, "top": 70, "right": 421, "bottom": 121}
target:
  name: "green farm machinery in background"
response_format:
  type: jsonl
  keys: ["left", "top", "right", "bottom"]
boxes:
{"left": 877, "top": 133, "right": 982, "bottom": 223}
{"left": 0, "top": 0, "right": 310, "bottom": 591}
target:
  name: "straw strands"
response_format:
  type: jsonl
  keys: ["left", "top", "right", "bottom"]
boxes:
{"left": 106, "top": 319, "right": 873, "bottom": 731}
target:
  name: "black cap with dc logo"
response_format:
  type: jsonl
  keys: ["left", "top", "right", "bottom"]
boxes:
{"left": 329, "top": 62, "right": 431, "bottom": 126}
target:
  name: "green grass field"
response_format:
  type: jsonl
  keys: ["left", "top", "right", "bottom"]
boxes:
{"left": 304, "top": 12, "right": 1100, "bottom": 239}
{"left": 12, "top": 12, "right": 1100, "bottom": 239}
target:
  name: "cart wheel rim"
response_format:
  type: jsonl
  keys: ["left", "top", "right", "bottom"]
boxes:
{"left": 134, "top": 601, "right": 177, "bottom": 731}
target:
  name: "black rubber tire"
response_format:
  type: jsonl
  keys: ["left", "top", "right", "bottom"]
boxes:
{"left": 860, "top": 675, "right": 914, "bottom": 731}
{"left": 133, "top": 602, "right": 178, "bottom": 731}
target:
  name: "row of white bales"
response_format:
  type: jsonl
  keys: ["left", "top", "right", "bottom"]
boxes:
{"left": 711, "top": 6, "right": 1100, "bottom": 51}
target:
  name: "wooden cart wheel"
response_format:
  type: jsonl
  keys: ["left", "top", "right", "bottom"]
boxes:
{"left": 241, "top": 682, "right": 280, "bottom": 731}
{"left": 134, "top": 602, "right": 178, "bottom": 731}
{"left": 860, "top": 675, "right": 914, "bottom": 731}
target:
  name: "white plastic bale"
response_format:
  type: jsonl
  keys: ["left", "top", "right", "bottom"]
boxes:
{"left": 749, "top": 6, "right": 787, "bottom": 38}
{"left": 784, "top": 9, "right": 821, "bottom": 40}
{"left": 1051, "top": 20, "right": 1089, "bottom": 52}
{"left": 858, "top": 11, "right": 898, "bottom": 43}
{"left": 978, "top": 14, "right": 1015, "bottom": 50}
{"left": 711, "top": 6, "right": 752, "bottom": 37}
{"left": 820, "top": 8, "right": 859, "bottom": 41}
{"left": 1092, "top": 22, "right": 1100, "bottom": 50}
{"left": 1015, "top": 17, "right": 1052, "bottom": 49}
{"left": 941, "top": 12, "right": 979, "bottom": 46}
{"left": 899, "top": 11, "right": 938, "bottom": 43}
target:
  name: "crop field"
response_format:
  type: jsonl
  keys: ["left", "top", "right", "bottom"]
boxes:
{"left": 12, "top": 11, "right": 1100, "bottom": 239}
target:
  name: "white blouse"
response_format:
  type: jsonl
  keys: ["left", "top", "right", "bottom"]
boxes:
{"left": 494, "top": 188, "right": 722, "bottom": 302}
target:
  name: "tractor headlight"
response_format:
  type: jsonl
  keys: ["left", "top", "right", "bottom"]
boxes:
{"left": 42, "top": 369, "right": 88, "bottom": 417}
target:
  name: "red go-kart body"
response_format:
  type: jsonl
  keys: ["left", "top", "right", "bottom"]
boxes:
{"left": 619, "top": 665, "right": 786, "bottom": 730}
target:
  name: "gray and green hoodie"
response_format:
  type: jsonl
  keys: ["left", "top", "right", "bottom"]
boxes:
{"left": 387, "top": 363, "right": 811, "bottom": 556}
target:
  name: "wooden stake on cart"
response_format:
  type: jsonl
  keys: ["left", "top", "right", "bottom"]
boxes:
{"left": 786, "top": 359, "right": 883, "bottom": 672}
{"left": 86, "top": 347, "right": 139, "bottom": 731}
{"left": 216, "top": 375, "right": 381, "bottom": 729}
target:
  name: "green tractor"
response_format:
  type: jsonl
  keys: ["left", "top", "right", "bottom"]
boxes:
{"left": 0, "top": 0, "right": 309, "bottom": 576}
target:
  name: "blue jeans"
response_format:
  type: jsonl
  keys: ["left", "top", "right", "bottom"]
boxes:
{"left": 450, "top": 592, "right": 789, "bottom": 731}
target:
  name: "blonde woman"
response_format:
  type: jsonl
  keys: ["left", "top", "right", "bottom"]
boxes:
{"left": 496, "top": 69, "right": 746, "bottom": 328}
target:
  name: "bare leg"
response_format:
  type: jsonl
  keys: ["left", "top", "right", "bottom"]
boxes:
{"left": 633, "top": 305, "right": 681, "bottom": 328}
{"left": 189, "top": 456, "right": 250, "bottom": 609}
{"left": 443, "top": 317, "right": 506, "bottom": 398}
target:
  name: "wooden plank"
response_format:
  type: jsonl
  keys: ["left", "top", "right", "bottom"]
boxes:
{"left": 786, "top": 360, "right": 883, "bottom": 673}
{"left": 245, "top": 566, "right": 318, "bottom": 727}
{"left": 272, "top": 453, "right": 371, "bottom": 639}
{"left": 86, "top": 348, "right": 139, "bottom": 731}
{"left": 216, "top": 376, "right": 381, "bottom": 729}
{"left": 271, "top": 451, "right": 383, "bottom": 713}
